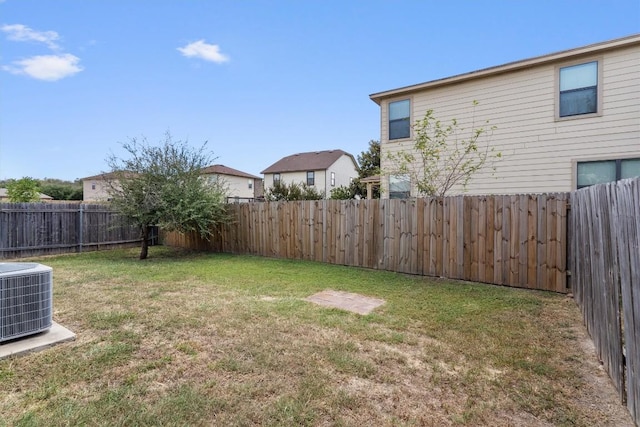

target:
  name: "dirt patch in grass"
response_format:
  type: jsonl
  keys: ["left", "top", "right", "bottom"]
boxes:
{"left": 305, "top": 290, "right": 386, "bottom": 315}
{"left": 0, "top": 248, "right": 634, "bottom": 426}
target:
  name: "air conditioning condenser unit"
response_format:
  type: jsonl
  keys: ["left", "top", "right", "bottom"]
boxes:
{"left": 0, "top": 263, "right": 53, "bottom": 343}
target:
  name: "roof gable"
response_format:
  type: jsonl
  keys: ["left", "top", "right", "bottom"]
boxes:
{"left": 201, "top": 164, "right": 260, "bottom": 179}
{"left": 261, "top": 150, "right": 356, "bottom": 174}
{"left": 0, "top": 188, "right": 53, "bottom": 200}
{"left": 83, "top": 166, "right": 259, "bottom": 181}
{"left": 370, "top": 34, "right": 640, "bottom": 104}
{"left": 81, "top": 171, "right": 123, "bottom": 181}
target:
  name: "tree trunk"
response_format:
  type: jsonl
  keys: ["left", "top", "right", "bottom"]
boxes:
{"left": 139, "top": 225, "right": 149, "bottom": 260}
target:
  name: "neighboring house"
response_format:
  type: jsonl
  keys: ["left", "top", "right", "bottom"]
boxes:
{"left": 0, "top": 188, "right": 53, "bottom": 201}
{"left": 81, "top": 172, "right": 121, "bottom": 201}
{"left": 200, "top": 164, "right": 263, "bottom": 202}
{"left": 261, "top": 149, "right": 359, "bottom": 198}
{"left": 82, "top": 166, "right": 262, "bottom": 202}
{"left": 370, "top": 34, "right": 640, "bottom": 198}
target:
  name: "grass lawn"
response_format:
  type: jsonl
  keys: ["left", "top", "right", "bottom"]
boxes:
{"left": 0, "top": 247, "right": 630, "bottom": 426}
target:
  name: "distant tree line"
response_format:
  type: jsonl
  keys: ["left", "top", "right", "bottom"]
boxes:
{"left": 1, "top": 177, "right": 83, "bottom": 202}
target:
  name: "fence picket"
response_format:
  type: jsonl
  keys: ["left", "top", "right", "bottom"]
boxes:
{"left": 0, "top": 203, "right": 141, "bottom": 259}
{"left": 570, "top": 178, "right": 640, "bottom": 425}
{"left": 165, "top": 194, "right": 569, "bottom": 293}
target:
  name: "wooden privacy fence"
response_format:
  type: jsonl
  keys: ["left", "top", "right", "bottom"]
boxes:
{"left": 0, "top": 203, "right": 142, "bottom": 259}
{"left": 571, "top": 177, "right": 640, "bottom": 425}
{"left": 165, "top": 193, "right": 569, "bottom": 293}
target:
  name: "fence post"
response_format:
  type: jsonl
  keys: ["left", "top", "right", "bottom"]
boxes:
{"left": 78, "top": 204, "right": 84, "bottom": 253}
{"left": 322, "top": 199, "right": 327, "bottom": 263}
{"left": 565, "top": 196, "right": 572, "bottom": 292}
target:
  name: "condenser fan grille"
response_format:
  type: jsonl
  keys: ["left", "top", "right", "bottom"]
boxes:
{"left": 0, "top": 264, "right": 53, "bottom": 342}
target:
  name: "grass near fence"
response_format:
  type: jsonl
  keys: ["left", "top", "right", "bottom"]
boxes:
{"left": 0, "top": 247, "right": 631, "bottom": 426}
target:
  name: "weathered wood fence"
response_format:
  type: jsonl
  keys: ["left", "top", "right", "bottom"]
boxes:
{"left": 571, "top": 177, "right": 640, "bottom": 425}
{"left": 0, "top": 203, "right": 142, "bottom": 259}
{"left": 165, "top": 193, "right": 569, "bottom": 293}
{"left": 166, "top": 185, "right": 640, "bottom": 422}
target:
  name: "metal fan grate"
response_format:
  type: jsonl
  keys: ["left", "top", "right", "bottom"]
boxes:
{"left": 0, "top": 264, "right": 53, "bottom": 342}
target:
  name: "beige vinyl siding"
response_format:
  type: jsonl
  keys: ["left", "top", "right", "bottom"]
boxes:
{"left": 380, "top": 43, "right": 640, "bottom": 196}
{"left": 263, "top": 173, "right": 277, "bottom": 190}
{"left": 82, "top": 179, "right": 111, "bottom": 201}
{"left": 314, "top": 170, "right": 327, "bottom": 195}
{"left": 325, "top": 154, "right": 359, "bottom": 191}
{"left": 216, "top": 174, "right": 255, "bottom": 199}
{"left": 266, "top": 171, "right": 326, "bottom": 195}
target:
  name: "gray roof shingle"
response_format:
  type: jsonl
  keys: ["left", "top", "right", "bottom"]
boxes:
{"left": 201, "top": 164, "right": 260, "bottom": 179}
{"left": 261, "top": 149, "right": 355, "bottom": 174}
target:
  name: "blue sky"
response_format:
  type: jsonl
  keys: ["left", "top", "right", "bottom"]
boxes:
{"left": 1, "top": 1, "right": 638, "bottom": 181}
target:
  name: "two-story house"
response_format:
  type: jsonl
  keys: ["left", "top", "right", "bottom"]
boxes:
{"left": 200, "top": 164, "right": 263, "bottom": 202}
{"left": 370, "top": 34, "right": 640, "bottom": 198}
{"left": 81, "top": 172, "right": 121, "bottom": 201}
{"left": 82, "top": 165, "right": 262, "bottom": 202}
{"left": 261, "top": 149, "right": 358, "bottom": 198}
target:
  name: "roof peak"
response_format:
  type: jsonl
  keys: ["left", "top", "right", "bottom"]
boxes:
{"left": 261, "top": 149, "right": 355, "bottom": 174}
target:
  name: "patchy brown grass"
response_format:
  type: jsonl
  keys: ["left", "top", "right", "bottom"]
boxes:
{"left": 0, "top": 247, "right": 632, "bottom": 426}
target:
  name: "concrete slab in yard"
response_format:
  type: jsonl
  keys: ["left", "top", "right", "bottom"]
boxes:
{"left": 0, "top": 322, "right": 76, "bottom": 360}
{"left": 305, "top": 290, "right": 385, "bottom": 315}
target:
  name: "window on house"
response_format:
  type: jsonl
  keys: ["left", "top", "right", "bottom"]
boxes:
{"left": 91, "top": 182, "right": 96, "bottom": 190}
{"left": 248, "top": 179, "right": 253, "bottom": 189}
{"left": 559, "top": 61, "right": 598, "bottom": 117}
{"left": 389, "top": 99, "right": 410, "bottom": 140}
{"left": 389, "top": 174, "right": 411, "bottom": 199}
{"left": 307, "top": 171, "right": 315, "bottom": 186}
{"left": 331, "top": 172, "right": 335, "bottom": 187}
{"left": 621, "top": 158, "right": 640, "bottom": 179}
{"left": 577, "top": 158, "right": 640, "bottom": 188}
{"left": 273, "top": 173, "right": 280, "bottom": 183}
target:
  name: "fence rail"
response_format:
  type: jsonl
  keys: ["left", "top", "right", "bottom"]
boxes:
{"left": 165, "top": 193, "right": 569, "bottom": 293}
{"left": 571, "top": 178, "right": 640, "bottom": 425}
{"left": 0, "top": 203, "right": 142, "bottom": 259}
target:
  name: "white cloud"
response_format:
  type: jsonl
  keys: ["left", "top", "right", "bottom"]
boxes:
{"left": 3, "top": 54, "right": 83, "bottom": 81}
{"left": 177, "top": 40, "right": 229, "bottom": 63}
{"left": 1, "top": 24, "right": 60, "bottom": 50}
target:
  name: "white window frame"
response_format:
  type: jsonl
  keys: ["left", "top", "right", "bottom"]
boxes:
{"left": 389, "top": 174, "right": 411, "bottom": 199}
{"left": 555, "top": 57, "right": 603, "bottom": 121}
{"left": 575, "top": 157, "right": 640, "bottom": 189}
{"left": 388, "top": 98, "right": 412, "bottom": 141}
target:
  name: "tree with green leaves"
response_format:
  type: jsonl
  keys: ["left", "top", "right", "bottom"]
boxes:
{"left": 40, "top": 183, "right": 83, "bottom": 200}
{"left": 386, "top": 102, "right": 501, "bottom": 197}
{"left": 330, "top": 140, "right": 381, "bottom": 200}
{"left": 329, "top": 185, "right": 354, "bottom": 200}
{"left": 105, "top": 132, "right": 229, "bottom": 259}
{"left": 358, "top": 139, "right": 381, "bottom": 179}
{"left": 265, "top": 180, "right": 324, "bottom": 201}
{"left": 5, "top": 177, "right": 41, "bottom": 202}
